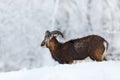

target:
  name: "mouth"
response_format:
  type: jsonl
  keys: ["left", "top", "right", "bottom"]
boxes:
{"left": 41, "top": 41, "right": 45, "bottom": 46}
{"left": 40, "top": 43, "right": 46, "bottom": 47}
{"left": 41, "top": 45, "right": 46, "bottom": 48}
{"left": 41, "top": 43, "right": 45, "bottom": 46}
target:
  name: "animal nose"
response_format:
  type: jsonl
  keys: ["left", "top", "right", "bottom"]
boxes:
{"left": 41, "top": 41, "right": 45, "bottom": 46}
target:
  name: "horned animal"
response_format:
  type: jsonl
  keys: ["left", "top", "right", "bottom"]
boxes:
{"left": 41, "top": 30, "right": 108, "bottom": 64}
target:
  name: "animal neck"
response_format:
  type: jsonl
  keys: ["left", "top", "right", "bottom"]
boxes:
{"left": 49, "top": 37, "right": 61, "bottom": 55}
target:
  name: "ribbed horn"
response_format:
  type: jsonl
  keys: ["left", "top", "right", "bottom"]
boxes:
{"left": 51, "top": 30, "right": 64, "bottom": 38}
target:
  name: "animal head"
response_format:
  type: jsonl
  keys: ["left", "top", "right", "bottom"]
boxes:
{"left": 41, "top": 30, "right": 64, "bottom": 47}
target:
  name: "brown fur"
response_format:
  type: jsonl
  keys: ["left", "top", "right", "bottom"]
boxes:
{"left": 45, "top": 35, "right": 108, "bottom": 64}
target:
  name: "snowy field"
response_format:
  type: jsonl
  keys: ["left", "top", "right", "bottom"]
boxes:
{"left": 0, "top": 61, "right": 120, "bottom": 80}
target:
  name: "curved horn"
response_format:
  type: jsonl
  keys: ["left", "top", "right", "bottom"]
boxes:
{"left": 51, "top": 30, "right": 64, "bottom": 38}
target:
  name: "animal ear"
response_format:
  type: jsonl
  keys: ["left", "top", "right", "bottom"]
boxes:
{"left": 45, "top": 30, "right": 51, "bottom": 37}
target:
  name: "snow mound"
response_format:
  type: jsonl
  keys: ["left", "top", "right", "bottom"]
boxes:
{"left": 0, "top": 61, "right": 120, "bottom": 80}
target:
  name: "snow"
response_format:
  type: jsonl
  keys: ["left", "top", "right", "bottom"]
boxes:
{"left": 0, "top": 1, "right": 120, "bottom": 79}
{"left": 0, "top": 61, "right": 120, "bottom": 80}
{"left": 0, "top": 0, "right": 120, "bottom": 72}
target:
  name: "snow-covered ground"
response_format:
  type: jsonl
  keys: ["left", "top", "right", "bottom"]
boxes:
{"left": 0, "top": 61, "right": 120, "bottom": 80}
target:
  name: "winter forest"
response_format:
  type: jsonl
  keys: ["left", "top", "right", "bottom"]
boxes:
{"left": 0, "top": 0, "right": 120, "bottom": 73}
